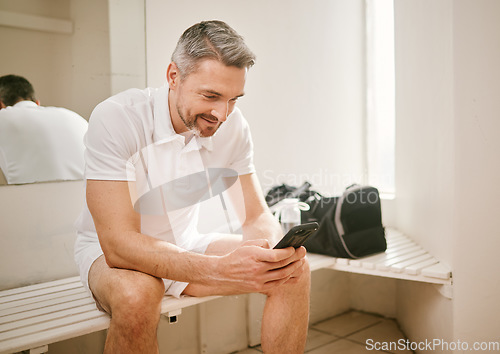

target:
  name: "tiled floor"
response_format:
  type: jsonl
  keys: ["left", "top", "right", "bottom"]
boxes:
{"left": 236, "top": 310, "right": 414, "bottom": 354}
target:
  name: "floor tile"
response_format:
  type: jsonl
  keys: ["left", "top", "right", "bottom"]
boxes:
{"left": 307, "top": 338, "right": 386, "bottom": 354}
{"left": 241, "top": 330, "right": 337, "bottom": 353}
{"left": 235, "top": 311, "right": 412, "bottom": 354}
{"left": 347, "top": 319, "right": 414, "bottom": 354}
{"left": 311, "top": 311, "right": 384, "bottom": 337}
{"left": 304, "top": 328, "right": 338, "bottom": 352}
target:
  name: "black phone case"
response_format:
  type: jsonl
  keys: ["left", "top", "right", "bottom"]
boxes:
{"left": 273, "top": 222, "right": 319, "bottom": 249}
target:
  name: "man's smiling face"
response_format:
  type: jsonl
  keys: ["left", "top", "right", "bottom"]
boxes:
{"left": 168, "top": 59, "right": 247, "bottom": 137}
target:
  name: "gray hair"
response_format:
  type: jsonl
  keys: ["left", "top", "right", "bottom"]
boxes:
{"left": 171, "top": 20, "right": 256, "bottom": 78}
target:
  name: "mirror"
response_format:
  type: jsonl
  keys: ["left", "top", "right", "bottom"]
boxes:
{"left": 0, "top": 0, "right": 146, "bottom": 185}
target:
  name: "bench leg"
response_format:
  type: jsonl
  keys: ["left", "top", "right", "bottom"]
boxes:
{"left": 163, "top": 309, "right": 182, "bottom": 324}
{"left": 29, "top": 345, "right": 48, "bottom": 354}
{"left": 434, "top": 283, "right": 453, "bottom": 299}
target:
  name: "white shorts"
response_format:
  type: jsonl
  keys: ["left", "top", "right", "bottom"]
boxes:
{"left": 74, "top": 231, "right": 225, "bottom": 299}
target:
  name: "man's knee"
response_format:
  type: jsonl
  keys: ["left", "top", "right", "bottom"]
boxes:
{"left": 264, "top": 257, "right": 311, "bottom": 297}
{"left": 106, "top": 276, "right": 165, "bottom": 339}
{"left": 113, "top": 276, "right": 164, "bottom": 314}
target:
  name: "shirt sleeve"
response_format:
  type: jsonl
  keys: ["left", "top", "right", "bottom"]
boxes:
{"left": 84, "top": 100, "right": 139, "bottom": 181}
{"left": 228, "top": 112, "right": 256, "bottom": 176}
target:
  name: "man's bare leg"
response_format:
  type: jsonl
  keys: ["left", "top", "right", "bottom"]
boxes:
{"left": 184, "top": 235, "right": 311, "bottom": 353}
{"left": 260, "top": 260, "right": 310, "bottom": 354}
{"left": 88, "top": 255, "right": 166, "bottom": 354}
{"left": 207, "top": 234, "right": 311, "bottom": 353}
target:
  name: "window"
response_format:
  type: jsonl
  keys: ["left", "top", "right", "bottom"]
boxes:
{"left": 365, "top": 0, "right": 395, "bottom": 195}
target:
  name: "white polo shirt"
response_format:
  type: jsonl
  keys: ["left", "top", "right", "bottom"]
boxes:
{"left": 74, "top": 85, "right": 255, "bottom": 294}
{"left": 0, "top": 101, "right": 88, "bottom": 184}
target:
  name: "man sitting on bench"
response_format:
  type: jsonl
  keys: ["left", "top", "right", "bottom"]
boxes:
{"left": 74, "top": 20, "right": 310, "bottom": 354}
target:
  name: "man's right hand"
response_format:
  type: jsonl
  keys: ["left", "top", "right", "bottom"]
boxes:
{"left": 208, "top": 239, "right": 307, "bottom": 295}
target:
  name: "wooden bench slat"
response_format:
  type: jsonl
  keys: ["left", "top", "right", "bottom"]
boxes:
{"left": 307, "top": 254, "right": 337, "bottom": 271}
{"left": 376, "top": 249, "right": 428, "bottom": 271}
{"left": 0, "top": 282, "right": 83, "bottom": 305}
{"left": 0, "top": 312, "right": 110, "bottom": 354}
{"left": 0, "top": 292, "right": 90, "bottom": 318}
{"left": 390, "top": 254, "right": 434, "bottom": 272}
{"left": 386, "top": 237, "right": 414, "bottom": 247}
{"left": 380, "top": 244, "right": 422, "bottom": 258}
{"left": 316, "top": 228, "right": 451, "bottom": 285}
{"left": 349, "top": 252, "right": 385, "bottom": 267}
{"left": 349, "top": 240, "right": 418, "bottom": 268}
{"left": 0, "top": 305, "right": 107, "bottom": 342}
{"left": 0, "top": 298, "right": 94, "bottom": 324}
{"left": 0, "top": 303, "right": 98, "bottom": 334}
{"left": 325, "top": 231, "right": 421, "bottom": 269}
{"left": 386, "top": 240, "right": 418, "bottom": 252}
{"left": 0, "top": 293, "right": 223, "bottom": 353}
{"left": 330, "top": 261, "right": 449, "bottom": 284}
{"left": 358, "top": 245, "right": 420, "bottom": 270}
{"left": 0, "top": 288, "right": 87, "bottom": 312}
{"left": 421, "top": 262, "right": 452, "bottom": 280}
{"left": 404, "top": 258, "right": 440, "bottom": 275}
{"left": 0, "top": 277, "right": 80, "bottom": 298}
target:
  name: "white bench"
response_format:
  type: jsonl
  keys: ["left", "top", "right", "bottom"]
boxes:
{"left": 0, "top": 277, "right": 219, "bottom": 354}
{"left": 0, "top": 228, "right": 451, "bottom": 354}
{"left": 323, "top": 228, "right": 452, "bottom": 285}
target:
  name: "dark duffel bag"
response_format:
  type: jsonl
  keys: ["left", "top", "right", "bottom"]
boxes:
{"left": 301, "top": 184, "right": 386, "bottom": 258}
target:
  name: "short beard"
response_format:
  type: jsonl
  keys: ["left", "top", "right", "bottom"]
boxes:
{"left": 177, "top": 108, "right": 202, "bottom": 137}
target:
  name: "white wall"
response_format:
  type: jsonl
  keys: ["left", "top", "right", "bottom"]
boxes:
{"left": 68, "top": 0, "right": 114, "bottom": 119}
{"left": 394, "top": 0, "right": 454, "bottom": 268}
{"left": 453, "top": 0, "right": 500, "bottom": 345}
{"left": 108, "top": 0, "right": 146, "bottom": 95}
{"left": 394, "top": 0, "right": 500, "bottom": 350}
{"left": 393, "top": 0, "right": 454, "bottom": 346}
{"left": 146, "top": 0, "right": 366, "bottom": 197}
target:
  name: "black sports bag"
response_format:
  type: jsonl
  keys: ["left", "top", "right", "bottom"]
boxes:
{"left": 266, "top": 183, "right": 387, "bottom": 258}
{"left": 302, "top": 184, "right": 386, "bottom": 258}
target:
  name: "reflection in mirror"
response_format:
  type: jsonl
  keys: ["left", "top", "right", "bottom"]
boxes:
{"left": 0, "top": 75, "right": 88, "bottom": 185}
{"left": 0, "top": 0, "right": 146, "bottom": 185}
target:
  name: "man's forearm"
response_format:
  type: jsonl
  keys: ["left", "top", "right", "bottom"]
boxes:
{"left": 101, "top": 229, "right": 219, "bottom": 285}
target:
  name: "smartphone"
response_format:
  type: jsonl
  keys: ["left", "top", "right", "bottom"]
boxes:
{"left": 273, "top": 222, "right": 319, "bottom": 249}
